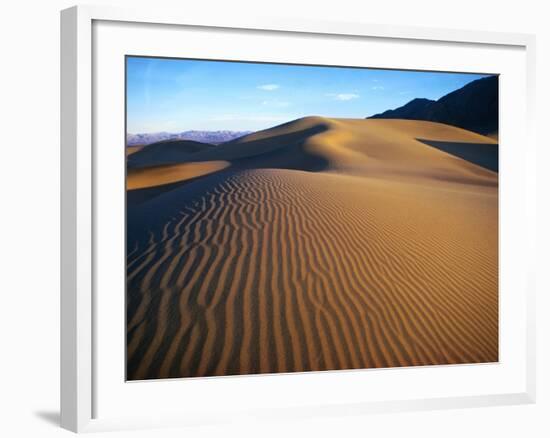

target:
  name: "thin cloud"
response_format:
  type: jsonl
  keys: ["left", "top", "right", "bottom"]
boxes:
{"left": 257, "top": 84, "right": 280, "bottom": 91}
{"left": 327, "top": 93, "right": 360, "bottom": 101}
{"left": 371, "top": 86, "right": 385, "bottom": 91}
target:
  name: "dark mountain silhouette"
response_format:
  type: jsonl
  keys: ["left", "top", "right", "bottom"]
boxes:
{"left": 372, "top": 98, "right": 435, "bottom": 119}
{"left": 369, "top": 76, "right": 498, "bottom": 136}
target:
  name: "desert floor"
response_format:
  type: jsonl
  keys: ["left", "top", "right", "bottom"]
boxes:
{"left": 126, "top": 117, "right": 498, "bottom": 380}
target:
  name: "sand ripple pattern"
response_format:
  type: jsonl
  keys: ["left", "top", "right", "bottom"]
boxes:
{"left": 127, "top": 168, "right": 498, "bottom": 380}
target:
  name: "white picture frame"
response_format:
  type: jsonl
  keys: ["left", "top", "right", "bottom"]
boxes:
{"left": 60, "top": 4, "right": 536, "bottom": 433}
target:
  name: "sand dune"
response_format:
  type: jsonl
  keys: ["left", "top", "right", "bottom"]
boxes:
{"left": 127, "top": 161, "right": 230, "bottom": 190}
{"left": 126, "top": 145, "right": 145, "bottom": 156}
{"left": 128, "top": 139, "right": 214, "bottom": 169}
{"left": 126, "top": 117, "right": 498, "bottom": 380}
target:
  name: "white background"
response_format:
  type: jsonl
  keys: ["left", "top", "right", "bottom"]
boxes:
{"left": 0, "top": 0, "right": 547, "bottom": 437}
{"left": 94, "top": 19, "right": 527, "bottom": 422}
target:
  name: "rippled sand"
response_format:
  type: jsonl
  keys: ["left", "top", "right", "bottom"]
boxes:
{"left": 126, "top": 117, "right": 498, "bottom": 380}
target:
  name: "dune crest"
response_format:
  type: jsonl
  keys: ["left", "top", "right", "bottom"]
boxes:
{"left": 126, "top": 117, "right": 498, "bottom": 380}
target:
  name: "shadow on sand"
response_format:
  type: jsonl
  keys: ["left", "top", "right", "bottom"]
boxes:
{"left": 417, "top": 138, "right": 498, "bottom": 172}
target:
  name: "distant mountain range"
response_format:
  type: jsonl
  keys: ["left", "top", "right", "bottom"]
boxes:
{"left": 369, "top": 76, "right": 498, "bottom": 136}
{"left": 126, "top": 130, "right": 252, "bottom": 146}
{"left": 128, "top": 76, "right": 497, "bottom": 148}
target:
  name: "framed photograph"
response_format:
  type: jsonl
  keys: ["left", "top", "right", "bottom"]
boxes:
{"left": 61, "top": 5, "right": 536, "bottom": 433}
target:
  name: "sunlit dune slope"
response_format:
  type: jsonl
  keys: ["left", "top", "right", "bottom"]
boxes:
{"left": 128, "top": 117, "right": 497, "bottom": 190}
{"left": 127, "top": 161, "right": 230, "bottom": 190}
{"left": 126, "top": 117, "right": 498, "bottom": 380}
{"left": 128, "top": 139, "right": 214, "bottom": 169}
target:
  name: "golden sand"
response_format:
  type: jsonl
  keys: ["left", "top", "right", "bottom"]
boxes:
{"left": 126, "top": 117, "right": 498, "bottom": 380}
{"left": 127, "top": 161, "right": 230, "bottom": 190}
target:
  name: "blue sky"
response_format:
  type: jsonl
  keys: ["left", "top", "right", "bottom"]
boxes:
{"left": 126, "top": 56, "right": 489, "bottom": 133}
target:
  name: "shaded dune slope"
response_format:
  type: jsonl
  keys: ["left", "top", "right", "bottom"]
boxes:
{"left": 126, "top": 117, "right": 498, "bottom": 380}
{"left": 128, "top": 139, "right": 214, "bottom": 169}
{"left": 417, "top": 139, "right": 498, "bottom": 172}
{"left": 127, "top": 161, "right": 230, "bottom": 191}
